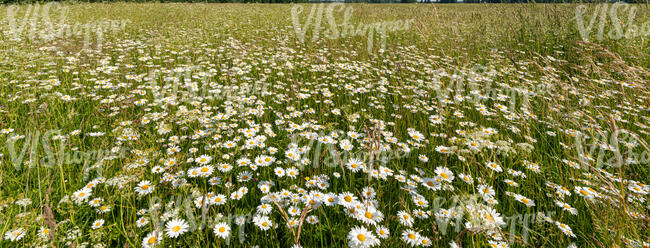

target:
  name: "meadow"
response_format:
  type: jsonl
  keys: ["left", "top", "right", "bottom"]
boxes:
{"left": 0, "top": 2, "right": 649, "bottom": 248}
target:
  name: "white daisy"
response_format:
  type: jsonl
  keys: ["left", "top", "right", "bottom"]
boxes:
{"left": 347, "top": 226, "right": 379, "bottom": 248}
{"left": 142, "top": 232, "right": 162, "bottom": 248}
{"left": 213, "top": 222, "right": 231, "bottom": 239}
{"left": 92, "top": 219, "right": 105, "bottom": 229}
{"left": 135, "top": 180, "right": 154, "bottom": 195}
{"left": 165, "top": 218, "right": 189, "bottom": 238}
{"left": 4, "top": 228, "right": 26, "bottom": 241}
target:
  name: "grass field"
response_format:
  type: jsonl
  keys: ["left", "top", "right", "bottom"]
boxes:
{"left": 0, "top": 2, "right": 649, "bottom": 248}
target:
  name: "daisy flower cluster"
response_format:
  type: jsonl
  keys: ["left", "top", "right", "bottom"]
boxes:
{"left": 0, "top": 4, "right": 649, "bottom": 248}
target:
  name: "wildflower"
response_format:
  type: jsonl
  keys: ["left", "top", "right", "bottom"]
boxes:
{"left": 485, "top": 162, "right": 503, "bottom": 173}
{"left": 555, "top": 201, "right": 578, "bottom": 215}
{"left": 481, "top": 208, "right": 506, "bottom": 228}
{"left": 142, "top": 232, "right": 162, "bottom": 248}
{"left": 575, "top": 186, "right": 598, "bottom": 201}
{"left": 397, "top": 210, "right": 414, "bottom": 227}
{"left": 165, "top": 218, "right": 189, "bottom": 238}
{"left": 340, "top": 139, "right": 354, "bottom": 151}
{"left": 555, "top": 222, "right": 576, "bottom": 237}
{"left": 257, "top": 203, "right": 273, "bottom": 215}
{"left": 89, "top": 197, "right": 103, "bottom": 207}
{"left": 376, "top": 225, "right": 389, "bottom": 239}
{"left": 213, "top": 222, "right": 231, "bottom": 239}
{"left": 210, "top": 194, "right": 227, "bottom": 206}
{"left": 401, "top": 229, "right": 421, "bottom": 247}
{"left": 135, "top": 180, "right": 154, "bottom": 195}
{"left": 195, "top": 155, "right": 212, "bottom": 165}
{"left": 339, "top": 192, "right": 358, "bottom": 208}
{"left": 435, "top": 146, "right": 452, "bottom": 154}
{"left": 97, "top": 205, "right": 111, "bottom": 213}
{"left": 253, "top": 215, "right": 273, "bottom": 231}
{"left": 408, "top": 130, "right": 424, "bottom": 142}
{"left": 429, "top": 115, "right": 443, "bottom": 124}
{"left": 274, "top": 167, "right": 285, "bottom": 177}
{"left": 4, "top": 228, "right": 26, "bottom": 241}
{"left": 356, "top": 205, "right": 383, "bottom": 225}
{"left": 347, "top": 158, "right": 365, "bottom": 172}
{"left": 420, "top": 236, "right": 432, "bottom": 247}
{"left": 286, "top": 167, "right": 299, "bottom": 178}
{"left": 478, "top": 184, "right": 496, "bottom": 198}
{"left": 198, "top": 165, "right": 214, "bottom": 177}
{"left": 73, "top": 188, "right": 92, "bottom": 202}
{"left": 347, "top": 226, "right": 379, "bottom": 248}
{"left": 514, "top": 194, "right": 535, "bottom": 207}
{"left": 459, "top": 173, "right": 473, "bottom": 184}
{"left": 38, "top": 226, "right": 51, "bottom": 240}
{"left": 435, "top": 167, "right": 454, "bottom": 183}
{"left": 306, "top": 215, "right": 319, "bottom": 224}
{"left": 92, "top": 219, "right": 105, "bottom": 229}
{"left": 136, "top": 217, "right": 150, "bottom": 227}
